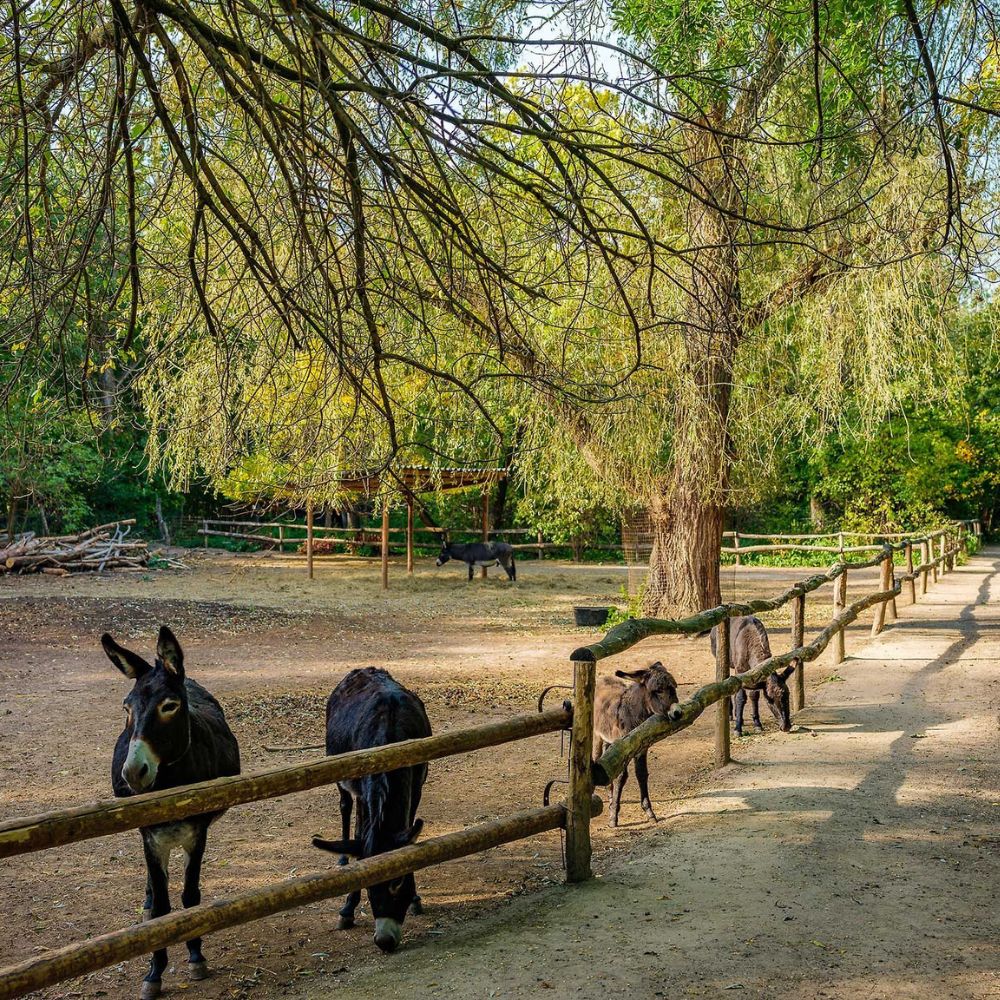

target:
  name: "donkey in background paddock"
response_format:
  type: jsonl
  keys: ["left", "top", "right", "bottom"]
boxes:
{"left": 436, "top": 539, "right": 516, "bottom": 581}
{"left": 593, "top": 662, "right": 682, "bottom": 827}
{"left": 312, "top": 667, "right": 431, "bottom": 954}
{"left": 104, "top": 626, "right": 240, "bottom": 1000}
{"left": 710, "top": 615, "right": 794, "bottom": 737}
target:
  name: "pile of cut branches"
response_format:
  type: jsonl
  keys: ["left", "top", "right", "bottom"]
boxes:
{"left": 0, "top": 521, "right": 148, "bottom": 576}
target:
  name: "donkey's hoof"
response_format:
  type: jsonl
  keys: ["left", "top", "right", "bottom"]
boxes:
{"left": 140, "top": 980, "right": 162, "bottom": 1000}
{"left": 337, "top": 855, "right": 349, "bottom": 867}
{"left": 337, "top": 915, "right": 355, "bottom": 931}
{"left": 189, "top": 961, "right": 210, "bottom": 981}
{"left": 141, "top": 908, "right": 152, "bottom": 923}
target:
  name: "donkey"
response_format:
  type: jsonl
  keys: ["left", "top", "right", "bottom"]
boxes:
{"left": 104, "top": 626, "right": 240, "bottom": 1000}
{"left": 312, "top": 667, "right": 431, "bottom": 953}
{"left": 436, "top": 539, "right": 516, "bottom": 581}
{"left": 710, "top": 615, "right": 794, "bottom": 737}
{"left": 592, "top": 662, "right": 682, "bottom": 828}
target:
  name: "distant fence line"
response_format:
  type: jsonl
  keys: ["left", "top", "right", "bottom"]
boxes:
{"left": 0, "top": 519, "right": 980, "bottom": 999}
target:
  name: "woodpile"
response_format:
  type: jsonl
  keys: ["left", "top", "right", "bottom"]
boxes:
{"left": 0, "top": 520, "right": 148, "bottom": 576}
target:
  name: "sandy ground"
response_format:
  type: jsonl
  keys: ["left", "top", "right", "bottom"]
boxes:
{"left": 285, "top": 549, "right": 1000, "bottom": 1000}
{"left": 0, "top": 549, "right": 927, "bottom": 1000}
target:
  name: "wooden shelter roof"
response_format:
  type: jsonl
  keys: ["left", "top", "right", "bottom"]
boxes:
{"left": 334, "top": 466, "right": 507, "bottom": 495}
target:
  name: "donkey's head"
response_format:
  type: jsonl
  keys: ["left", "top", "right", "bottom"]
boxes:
{"left": 435, "top": 540, "right": 452, "bottom": 567}
{"left": 764, "top": 666, "right": 795, "bottom": 732}
{"left": 615, "top": 662, "right": 682, "bottom": 721}
{"left": 102, "top": 626, "right": 191, "bottom": 793}
{"left": 313, "top": 818, "right": 424, "bottom": 952}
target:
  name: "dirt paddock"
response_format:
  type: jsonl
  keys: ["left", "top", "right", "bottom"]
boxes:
{"left": 0, "top": 550, "right": 885, "bottom": 1000}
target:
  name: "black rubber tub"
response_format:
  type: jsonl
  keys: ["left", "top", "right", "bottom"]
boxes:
{"left": 573, "top": 606, "right": 611, "bottom": 628}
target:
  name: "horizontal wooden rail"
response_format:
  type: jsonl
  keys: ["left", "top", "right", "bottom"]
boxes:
{"left": 571, "top": 546, "right": 893, "bottom": 664}
{"left": 0, "top": 708, "right": 571, "bottom": 859}
{"left": 0, "top": 797, "right": 602, "bottom": 1000}
{"left": 721, "top": 543, "right": 883, "bottom": 555}
{"left": 592, "top": 582, "right": 901, "bottom": 786}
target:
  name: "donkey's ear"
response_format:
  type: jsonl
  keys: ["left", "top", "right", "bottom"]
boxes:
{"left": 312, "top": 836, "right": 362, "bottom": 856}
{"left": 778, "top": 665, "right": 795, "bottom": 682}
{"left": 615, "top": 668, "right": 649, "bottom": 682}
{"left": 156, "top": 626, "right": 184, "bottom": 678}
{"left": 101, "top": 633, "right": 151, "bottom": 679}
{"left": 392, "top": 818, "right": 424, "bottom": 848}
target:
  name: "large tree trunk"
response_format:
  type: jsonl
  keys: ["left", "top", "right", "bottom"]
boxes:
{"left": 645, "top": 486, "right": 724, "bottom": 615}
{"left": 642, "top": 118, "right": 740, "bottom": 618}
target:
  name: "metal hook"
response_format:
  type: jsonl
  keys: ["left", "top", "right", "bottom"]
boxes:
{"left": 542, "top": 777, "right": 568, "bottom": 807}
{"left": 536, "top": 683, "right": 573, "bottom": 713}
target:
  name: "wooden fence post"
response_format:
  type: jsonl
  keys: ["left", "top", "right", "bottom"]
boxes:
{"left": 931, "top": 534, "right": 939, "bottom": 583}
{"left": 381, "top": 505, "right": 390, "bottom": 591}
{"left": 566, "top": 656, "right": 596, "bottom": 882}
{"left": 203, "top": 520, "right": 209, "bottom": 549}
{"left": 306, "top": 501, "right": 314, "bottom": 581}
{"left": 715, "top": 617, "right": 731, "bottom": 766}
{"left": 831, "top": 568, "right": 847, "bottom": 664}
{"left": 480, "top": 493, "right": 489, "bottom": 579}
{"left": 536, "top": 530, "right": 544, "bottom": 560}
{"left": 406, "top": 499, "right": 414, "bottom": 576}
{"left": 792, "top": 593, "right": 806, "bottom": 712}
{"left": 734, "top": 531, "right": 741, "bottom": 567}
{"left": 277, "top": 525, "right": 284, "bottom": 554}
{"left": 921, "top": 540, "right": 930, "bottom": 594}
{"left": 871, "top": 552, "right": 891, "bottom": 637}
{"left": 887, "top": 553, "right": 898, "bottom": 621}
{"left": 905, "top": 542, "right": 916, "bottom": 603}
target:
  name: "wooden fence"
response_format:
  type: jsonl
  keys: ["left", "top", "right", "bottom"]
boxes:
{"left": 0, "top": 519, "right": 978, "bottom": 998}
{"left": 0, "top": 703, "right": 599, "bottom": 1000}
{"left": 580, "top": 522, "right": 974, "bottom": 788}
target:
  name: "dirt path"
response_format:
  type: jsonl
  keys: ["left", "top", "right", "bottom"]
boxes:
{"left": 292, "top": 550, "right": 1000, "bottom": 1000}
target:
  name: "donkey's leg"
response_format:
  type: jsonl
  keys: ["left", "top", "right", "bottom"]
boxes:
{"left": 634, "top": 753, "right": 658, "bottom": 822}
{"left": 510, "top": 556, "right": 516, "bottom": 581}
{"left": 142, "top": 874, "right": 153, "bottom": 921}
{"left": 468, "top": 561, "right": 474, "bottom": 582}
{"left": 140, "top": 835, "right": 171, "bottom": 999}
{"left": 733, "top": 688, "right": 747, "bottom": 737}
{"left": 750, "top": 690, "right": 764, "bottom": 731}
{"left": 337, "top": 787, "right": 353, "bottom": 867}
{"left": 182, "top": 825, "right": 210, "bottom": 979}
{"left": 338, "top": 800, "right": 365, "bottom": 929}
{"left": 609, "top": 764, "right": 629, "bottom": 828}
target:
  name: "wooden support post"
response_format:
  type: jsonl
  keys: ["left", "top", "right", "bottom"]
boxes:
{"left": 734, "top": 531, "right": 741, "bottom": 567}
{"left": 871, "top": 554, "right": 891, "bottom": 636}
{"left": 203, "top": 519, "right": 208, "bottom": 549}
{"left": 792, "top": 593, "right": 806, "bottom": 712}
{"left": 381, "top": 505, "right": 389, "bottom": 591}
{"left": 277, "top": 524, "right": 284, "bottom": 554}
{"left": 406, "top": 499, "right": 414, "bottom": 575}
{"left": 714, "top": 617, "right": 731, "bottom": 767}
{"left": 480, "top": 492, "right": 489, "bottom": 579}
{"left": 831, "top": 569, "right": 847, "bottom": 664}
{"left": 905, "top": 542, "right": 916, "bottom": 603}
{"left": 565, "top": 656, "right": 596, "bottom": 882}
{"left": 537, "top": 530, "right": 544, "bottom": 560}
{"left": 306, "top": 501, "right": 314, "bottom": 580}
{"left": 887, "top": 556, "right": 898, "bottom": 621}
{"left": 921, "top": 541, "right": 930, "bottom": 594}
{"left": 939, "top": 532, "right": 947, "bottom": 575}
{"left": 838, "top": 531, "right": 845, "bottom": 557}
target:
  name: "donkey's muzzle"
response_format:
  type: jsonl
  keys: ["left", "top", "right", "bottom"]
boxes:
{"left": 123, "top": 738, "right": 159, "bottom": 792}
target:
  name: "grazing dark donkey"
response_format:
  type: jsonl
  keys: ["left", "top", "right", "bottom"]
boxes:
{"left": 710, "top": 615, "right": 794, "bottom": 737}
{"left": 104, "top": 626, "right": 240, "bottom": 1000}
{"left": 312, "top": 667, "right": 431, "bottom": 954}
{"left": 592, "top": 662, "right": 682, "bottom": 828}
{"left": 436, "top": 539, "right": 516, "bottom": 581}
